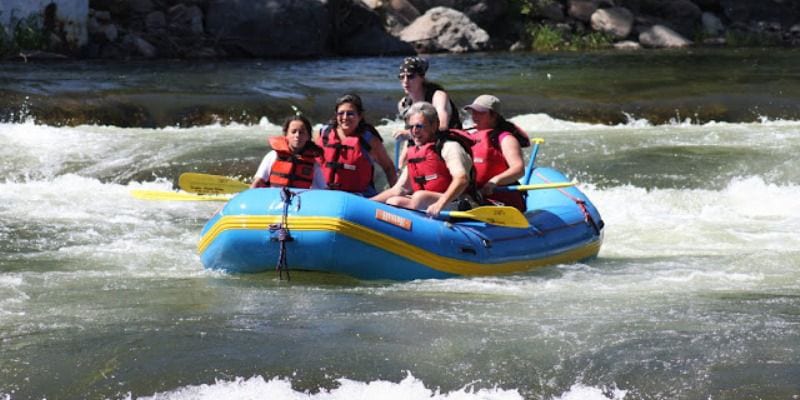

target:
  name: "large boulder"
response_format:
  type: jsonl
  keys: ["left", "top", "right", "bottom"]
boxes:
{"left": 205, "top": 0, "right": 330, "bottom": 57}
{"left": 639, "top": 24, "right": 692, "bottom": 47}
{"left": 329, "top": 0, "right": 415, "bottom": 55}
{"left": 399, "top": 6, "right": 489, "bottom": 53}
{"left": 591, "top": 7, "right": 634, "bottom": 39}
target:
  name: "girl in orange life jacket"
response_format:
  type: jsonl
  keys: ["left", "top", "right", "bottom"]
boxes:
{"left": 251, "top": 115, "right": 325, "bottom": 189}
{"left": 393, "top": 56, "right": 462, "bottom": 169}
{"left": 316, "top": 94, "right": 397, "bottom": 197}
{"left": 462, "top": 95, "right": 531, "bottom": 212}
{"left": 371, "top": 102, "right": 474, "bottom": 217}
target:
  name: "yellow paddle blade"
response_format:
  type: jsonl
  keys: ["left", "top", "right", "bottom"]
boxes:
{"left": 498, "top": 180, "right": 577, "bottom": 192}
{"left": 178, "top": 173, "right": 249, "bottom": 195}
{"left": 130, "top": 189, "right": 231, "bottom": 202}
{"left": 443, "top": 206, "right": 530, "bottom": 229}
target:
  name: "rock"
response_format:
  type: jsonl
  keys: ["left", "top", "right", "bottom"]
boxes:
{"left": 168, "top": 4, "right": 204, "bottom": 36}
{"left": 205, "top": 0, "right": 330, "bottom": 58}
{"left": 145, "top": 11, "right": 166, "bottom": 34}
{"left": 331, "top": 0, "right": 414, "bottom": 55}
{"left": 509, "top": 40, "right": 528, "bottom": 51}
{"left": 103, "top": 23, "right": 118, "bottom": 42}
{"left": 130, "top": 0, "right": 154, "bottom": 14}
{"left": 701, "top": 11, "right": 723, "bottom": 36}
{"left": 569, "top": 0, "right": 599, "bottom": 22}
{"left": 591, "top": 7, "right": 634, "bottom": 39}
{"left": 639, "top": 24, "right": 692, "bottom": 48}
{"left": 131, "top": 35, "right": 157, "bottom": 57}
{"left": 533, "top": 0, "right": 565, "bottom": 22}
{"left": 613, "top": 39, "right": 641, "bottom": 49}
{"left": 385, "top": 0, "right": 422, "bottom": 25}
{"left": 618, "top": 0, "right": 701, "bottom": 38}
{"left": 399, "top": 6, "right": 489, "bottom": 53}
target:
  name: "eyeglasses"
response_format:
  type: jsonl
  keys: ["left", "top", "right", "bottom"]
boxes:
{"left": 398, "top": 73, "right": 418, "bottom": 80}
{"left": 336, "top": 111, "right": 357, "bottom": 118}
{"left": 405, "top": 123, "right": 426, "bottom": 131}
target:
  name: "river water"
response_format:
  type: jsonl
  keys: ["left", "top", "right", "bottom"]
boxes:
{"left": 1, "top": 50, "right": 799, "bottom": 399}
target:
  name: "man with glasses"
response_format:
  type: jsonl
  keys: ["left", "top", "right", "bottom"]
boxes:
{"left": 372, "top": 102, "right": 475, "bottom": 217}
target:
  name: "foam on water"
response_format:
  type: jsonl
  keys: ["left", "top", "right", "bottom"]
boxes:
{"left": 119, "top": 372, "right": 627, "bottom": 400}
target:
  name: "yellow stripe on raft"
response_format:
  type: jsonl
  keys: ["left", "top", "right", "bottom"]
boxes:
{"left": 198, "top": 215, "right": 602, "bottom": 276}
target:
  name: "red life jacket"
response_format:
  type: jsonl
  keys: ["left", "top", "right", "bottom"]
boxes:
{"left": 317, "top": 126, "right": 374, "bottom": 193}
{"left": 267, "top": 136, "right": 319, "bottom": 189}
{"left": 406, "top": 141, "right": 453, "bottom": 193}
{"left": 462, "top": 128, "right": 528, "bottom": 212}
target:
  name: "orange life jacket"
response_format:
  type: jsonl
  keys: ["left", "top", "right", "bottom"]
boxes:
{"left": 266, "top": 136, "right": 319, "bottom": 189}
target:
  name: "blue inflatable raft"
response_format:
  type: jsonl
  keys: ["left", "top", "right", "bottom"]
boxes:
{"left": 198, "top": 166, "right": 604, "bottom": 280}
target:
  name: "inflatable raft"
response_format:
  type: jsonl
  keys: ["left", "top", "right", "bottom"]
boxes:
{"left": 198, "top": 166, "right": 604, "bottom": 280}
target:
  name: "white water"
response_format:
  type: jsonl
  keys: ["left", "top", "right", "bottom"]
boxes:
{"left": 1, "top": 115, "right": 799, "bottom": 399}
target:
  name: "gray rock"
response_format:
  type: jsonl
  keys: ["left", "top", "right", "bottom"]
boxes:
{"left": 639, "top": 24, "right": 692, "bottom": 47}
{"left": 399, "top": 6, "right": 489, "bottom": 53}
{"left": 591, "top": 7, "right": 634, "bottom": 39}
{"left": 131, "top": 35, "right": 157, "bottom": 57}
{"left": 613, "top": 39, "right": 641, "bottom": 49}
{"left": 145, "top": 11, "right": 166, "bottom": 34}
{"left": 569, "top": 0, "right": 599, "bottom": 22}
{"left": 205, "top": 0, "right": 330, "bottom": 57}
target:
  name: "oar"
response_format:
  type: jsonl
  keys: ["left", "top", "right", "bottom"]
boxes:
{"left": 522, "top": 138, "right": 545, "bottom": 185}
{"left": 439, "top": 206, "right": 529, "bottom": 229}
{"left": 494, "top": 179, "right": 577, "bottom": 192}
{"left": 178, "top": 173, "right": 249, "bottom": 195}
{"left": 130, "top": 189, "right": 231, "bottom": 202}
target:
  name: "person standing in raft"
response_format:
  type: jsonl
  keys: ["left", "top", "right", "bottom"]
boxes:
{"left": 317, "top": 93, "right": 397, "bottom": 197}
{"left": 251, "top": 114, "right": 325, "bottom": 189}
{"left": 397, "top": 56, "right": 461, "bottom": 131}
{"left": 394, "top": 56, "right": 462, "bottom": 168}
{"left": 371, "top": 102, "right": 477, "bottom": 217}
{"left": 462, "top": 95, "right": 530, "bottom": 212}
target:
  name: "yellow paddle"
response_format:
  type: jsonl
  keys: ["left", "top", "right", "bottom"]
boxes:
{"left": 440, "top": 206, "right": 529, "bottom": 229}
{"left": 130, "top": 189, "right": 231, "bottom": 202}
{"left": 178, "top": 173, "right": 249, "bottom": 195}
{"left": 495, "top": 180, "right": 577, "bottom": 192}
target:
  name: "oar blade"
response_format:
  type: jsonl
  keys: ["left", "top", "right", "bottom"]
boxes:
{"left": 131, "top": 189, "right": 231, "bottom": 202}
{"left": 179, "top": 173, "right": 249, "bottom": 195}
{"left": 444, "top": 206, "right": 530, "bottom": 229}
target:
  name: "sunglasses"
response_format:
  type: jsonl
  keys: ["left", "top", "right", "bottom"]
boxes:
{"left": 397, "top": 73, "right": 418, "bottom": 80}
{"left": 405, "top": 123, "right": 426, "bottom": 131}
{"left": 336, "top": 111, "right": 358, "bottom": 118}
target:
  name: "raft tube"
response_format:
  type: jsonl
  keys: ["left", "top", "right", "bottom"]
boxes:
{"left": 198, "top": 167, "right": 604, "bottom": 280}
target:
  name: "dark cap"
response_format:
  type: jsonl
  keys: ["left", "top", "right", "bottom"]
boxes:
{"left": 399, "top": 56, "right": 429, "bottom": 75}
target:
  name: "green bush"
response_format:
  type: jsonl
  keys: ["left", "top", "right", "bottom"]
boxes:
{"left": 0, "top": 14, "right": 48, "bottom": 56}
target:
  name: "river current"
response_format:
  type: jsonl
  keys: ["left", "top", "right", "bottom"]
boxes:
{"left": 1, "top": 50, "right": 799, "bottom": 399}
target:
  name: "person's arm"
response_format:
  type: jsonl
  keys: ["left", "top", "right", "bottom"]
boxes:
{"left": 371, "top": 168, "right": 410, "bottom": 203}
{"left": 368, "top": 136, "right": 398, "bottom": 187}
{"left": 310, "top": 163, "right": 327, "bottom": 189}
{"left": 426, "top": 142, "right": 470, "bottom": 216}
{"left": 251, "top": 151, "right": 277, "bottom": 188}
{"left": 431, "top": 89, "right": 453, "bottom": 131}
{"left": 482, "top": 133, "right": 525, "bottom": 195}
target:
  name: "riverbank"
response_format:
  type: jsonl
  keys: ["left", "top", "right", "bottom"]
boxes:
{"left": 1, "top": 0, "right": 800, "bottom": 62}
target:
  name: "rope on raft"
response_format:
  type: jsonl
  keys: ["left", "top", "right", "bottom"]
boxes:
{"left": 269, "top": 187, "right": 299, "bottom": 280}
